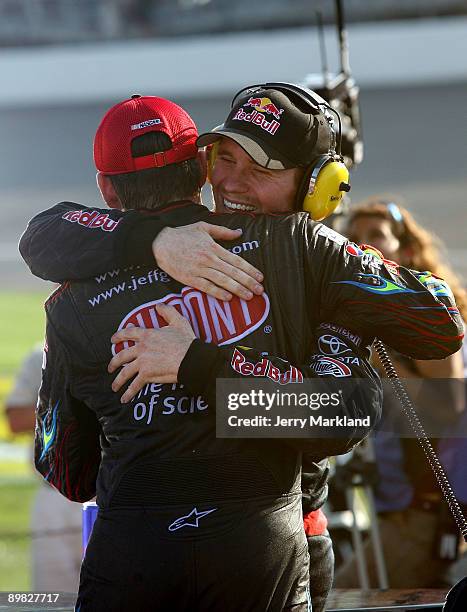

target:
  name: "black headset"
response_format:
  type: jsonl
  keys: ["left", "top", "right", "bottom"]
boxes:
{"left": 218, "top": 81, "right": 351, "bottom": 220}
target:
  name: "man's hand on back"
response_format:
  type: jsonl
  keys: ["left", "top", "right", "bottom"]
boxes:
{"left": 153, "top": 222, "right": 264, "bottom": 301}
{"left": 109, "top": 304, "right": 196, "bottom": 402}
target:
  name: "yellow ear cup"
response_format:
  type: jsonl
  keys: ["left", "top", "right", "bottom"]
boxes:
{"left": 302, "top": 161, "right": 350, "bottom": 221}
{"left": 206, "top": 141, "right": 219, "bottom": 184}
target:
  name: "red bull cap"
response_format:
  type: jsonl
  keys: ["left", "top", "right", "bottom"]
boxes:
{"left": 197, "top": 87, "right": 332, "bottom": 170}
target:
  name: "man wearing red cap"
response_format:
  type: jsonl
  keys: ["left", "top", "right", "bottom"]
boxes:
{"left": 21, "top": 92, "right": 462, "bottom": 612}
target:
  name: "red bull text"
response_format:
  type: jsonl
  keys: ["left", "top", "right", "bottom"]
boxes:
{"left": 233, "top": 97, "right": 284, "bottom": 135}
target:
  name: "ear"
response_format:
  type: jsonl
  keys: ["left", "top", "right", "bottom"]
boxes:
{"left": 96, "top": 172, "right": 123, "bottom": 210}
{"left": 196, "top": 150, "right": 207, "bottom": 187}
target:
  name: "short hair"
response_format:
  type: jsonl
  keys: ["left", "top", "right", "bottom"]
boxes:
{"left": 109, "top": 131, "right": 201, "bottom": 210}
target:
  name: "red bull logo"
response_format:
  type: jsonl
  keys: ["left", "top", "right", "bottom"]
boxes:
{"left": 232, "top": 97, "right": 285, "bottom": 136}
{"left": 245, "top": 97, "right": 284, "bottom": 121}
{"left": 231, "top": 348, "right": 304, "bottom": 385}
{"left": 113, "top": 288, "right": 270, "bottom": 355}
{"left": 62, "top": 209, "right": 121, "bottom": 232}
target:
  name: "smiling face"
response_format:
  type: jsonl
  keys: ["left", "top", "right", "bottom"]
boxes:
{"left": 210, "top": 137, "right": 303, "bottom": 214}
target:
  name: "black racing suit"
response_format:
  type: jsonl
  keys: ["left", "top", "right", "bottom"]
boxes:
{"left": 20, "top": 202, "right": 463, "bottom": 612}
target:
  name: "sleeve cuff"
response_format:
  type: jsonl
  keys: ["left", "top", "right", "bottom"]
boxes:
{"left": 178, "top": 339, "right": 221, "bottom": 397}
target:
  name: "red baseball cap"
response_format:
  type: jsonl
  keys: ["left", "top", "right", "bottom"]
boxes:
{"left": 93, "top": 95, "right": 198, "bottom": 175}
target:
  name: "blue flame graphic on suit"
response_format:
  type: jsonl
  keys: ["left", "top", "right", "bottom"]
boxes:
{"left": 39, "top": 401, "right": 58, "bottom": 462}
{"left": 414, "top": 272, "right": 453, "bottom": 299}
{"left": 331, "top": 275, "right": 420, "bottom": 295}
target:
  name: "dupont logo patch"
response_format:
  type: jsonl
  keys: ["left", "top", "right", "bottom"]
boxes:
{"left": 113, "top": 288, "right": 270, "bottom": 355}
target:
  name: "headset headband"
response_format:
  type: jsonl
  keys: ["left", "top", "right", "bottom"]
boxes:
{"left": 231, "top": 81, "right": 343, "bottom": 158}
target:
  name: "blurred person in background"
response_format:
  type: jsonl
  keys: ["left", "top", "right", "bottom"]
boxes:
{"left": 6, "top": 346, "right": 42, "bottom": 435}
{"left": 5, "top": 344, "right": 82, "bottom": 592}
{"left": 334, "top": 195, "right": 467, "bottom": 589}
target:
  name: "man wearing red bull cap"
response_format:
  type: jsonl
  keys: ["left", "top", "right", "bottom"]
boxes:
{"left": 23, "top": 87, "right": 457, "bottom": 612}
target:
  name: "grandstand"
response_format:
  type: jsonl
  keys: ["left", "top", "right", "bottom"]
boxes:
{"left": 0, "top": 0, "right": 466, "bottom": 46}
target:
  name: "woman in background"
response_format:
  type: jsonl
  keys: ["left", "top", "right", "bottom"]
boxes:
{"left": 334, "top": 195, "right": 467, "bottom": 588}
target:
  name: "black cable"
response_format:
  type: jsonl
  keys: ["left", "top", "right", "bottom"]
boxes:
{"left": 374, "top": 339, "right": 467, "bottom": 542}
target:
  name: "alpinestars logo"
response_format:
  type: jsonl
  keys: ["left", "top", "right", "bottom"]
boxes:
{"left": 168, "top": 507, "right": 217, "bottom": 532}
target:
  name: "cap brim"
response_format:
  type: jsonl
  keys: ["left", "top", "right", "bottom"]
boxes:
{"left": 197, "top": 127, "right": 290, "bottom": 170}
